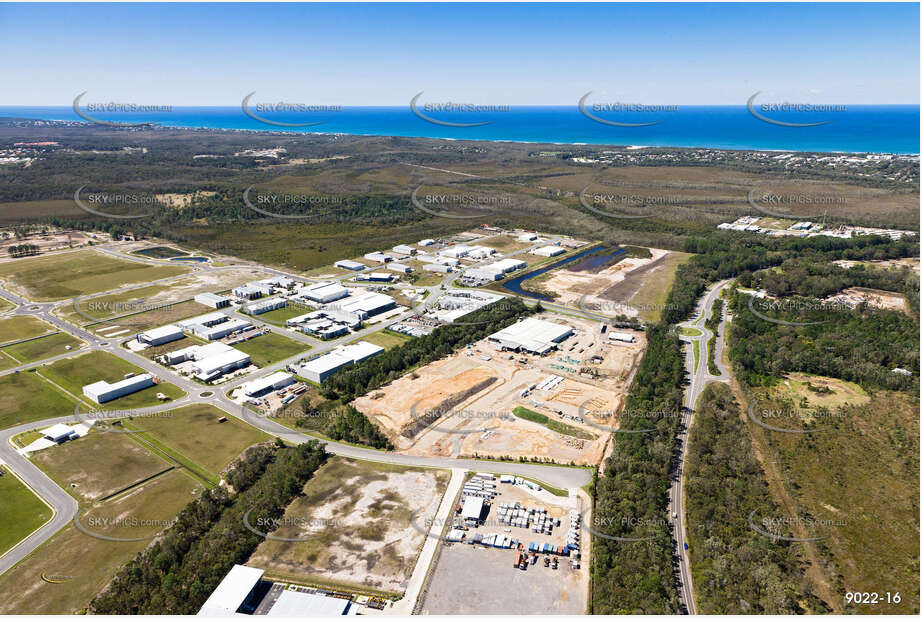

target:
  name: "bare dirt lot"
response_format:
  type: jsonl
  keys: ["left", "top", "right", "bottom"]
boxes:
{"left": 246, "top": 457, "right": 449, "bottom": 596}
{"left": 826, "top": 286, "right": 910, "bottom": 313}
{"left": 354, "top": 315, "right": 645, "bottom": 466}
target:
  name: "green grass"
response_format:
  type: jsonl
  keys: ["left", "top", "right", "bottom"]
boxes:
{"left": 0, "top": 315, "right": 54, "bottom": 344}
{"left": 0, "top": 250, "right": 189, "bottom": 302}
{"left": 0, "top": 372, "right": 77, "bottom": 430}
{"left": 0, "top": 468, "right": 52, "bottom": 556}
{"left": 64, "top": 283, "right": 173, "bottom": 321}
{"left": 356, "top": 329, "right": 413, "bottom": 350}
{"left": 123, "top": 404, "right": 272, "bottom": 483}
{"left": 249, "top": 304, "right": 315, "bottom": 327}
{"left": 11, "top": 428, "right": 43, "bottom": 448}
{"left": 511, "top": 406, "right": 596, "bottom": 440}
{"left": 2, "top": 332, "right": 84, "bottom": 363}
{"left": 692, "top": 339, "right": 700, "bottom": 368}
{"left": 232, "top": 332, "right": 309, "bottom": 367}
{"left": 678, "top": 326, "right": 702, "bottom": 337}
{"left": 37, "top": 350, "right": 185, "bottom": 409}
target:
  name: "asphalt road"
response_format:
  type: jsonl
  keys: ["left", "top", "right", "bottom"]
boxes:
{"left": 0, "top": 239, "right": 593, "bottom": 577}
{"left": 671, "top": 279, "right": 732, "bottom": 614}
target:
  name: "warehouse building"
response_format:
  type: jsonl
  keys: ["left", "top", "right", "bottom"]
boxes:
{"left": 356, "top": 272, "right": 393, "bottom": 282}
{"left": 418, "top": 238, "right": 436, "bottom": 246}
{"left": 530, "top": 245, "right": 566, "bottom": 257}
{"left": 423, "top": 263, "right": 451, "bottom": 273}
{"left": 438, "top": 244, "right": 472, "bottom": 259}
{"left": 363, "top": 251, "right": 391, "bottom": 263}
{"left": 190, "top": 346, "right": 251, "bottom": 381}
{"left": 83, "top": 373, "right": 155, "bottom": 404}
{"left": 286, "top": 310, "right": 355, "bottom": 339}
{"left": 179, "top": 312, "right": 228, "bottom": 330}
{"left": 294, "top": 281, "right": 350, "bottom": 304}
{"left": 467, "top": 246, "right": 496, "bottom": 260}
{"left": 460, "top": 267, "right": 503, "bottom": 284}
{"left": 293, "top": 341, "right": 384, "bottom": 383}
{"left": 136, "top": 325, "right": 184, "bottom": 346}
{"left": 392, "top": 244, "right": 416, "bottom": 255}
{"left": 41, "top": 423, "right": 78, "bottom": 443}
{"left": 486, "top": 258, "right": 527, "bottom": 274}
{"left": 608, "top": 331, "right": 636, "bottom": 343}
{"left": 428, "top": 290, "right": 503, "bottom": 323}
{"left": 387, "top": 262, "right": 412, "bottom": 274}
{"left": 518, "top": 232, "right": 538, "bottom": 242}
{"left": 194, "top": 292, "right": 231, "bottom": 309}
{"left": 186, "top": 317, "right": 252, "bottom": 341}
{"left": 246, "top": 297, "right": 287, "bottom": 315}
{"left": 461, "top": 496, "right": 486, "bottom": 525}
{"left": 488, "top": 317, "right": 574, "bottom": 355}
{"left": 232, "top": 284, "right": 263, "bottom": 300}
{"left": 330, "top": 291, "right": 396, "bottom": 320}
{"left": 241, "top": 371, "right": 295, "bottom": 397}
{"left": 334, "top": 259, "right": 365, "bottom": 271}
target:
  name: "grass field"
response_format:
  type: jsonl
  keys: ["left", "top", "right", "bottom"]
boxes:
{"left": 123, "top": 404, "right": 271, "bottom": 482}
{"left": 0, "top": 468, "right": 202, "bottom": 615}
{"left": 31, "top": 431, "right": 171, "bottom": 501}
{"left": 0, "top": 469, "right": 52, "bottom": 557}
{"left": 677, "top": 326, "right": 702, "bottom": 337}
{"left": 232, "top": 332, "right": 310, "bottom": 366}
{"left": 0, "top": 353, "right": 19, "bottom": 371}
{"left": 0, "top": 315, "right": 54, "bottom": 344}
{"left": 626, "top": 251, "right": 693, "bottom": 322}
{"left": 37, "top": 350, "right": 186, "bottom": 409}
{"left": 132, "top": 246, "right": 187, "bottom": 259}
{"left": 0, "top": 250, "right": 189, "bottom": 301}
{"left": 356, "top": 329, "right": 412, "bottom": 350}
{"left": 62, "top": 283, "right": 174, "bottom": 321}
{"left": 1, "top": 331, "right": 84, "bottom": 363}
{"left": 0, "top": 372, "right": 77, "bottom": 430}
{"left": 512, "top": 406, "right": 596, "bottom": 440}
{"left": 0, "top": 296, "right": 15, "bottom": 313}
{"left": 250, "top": 304, "right": 314, "bottom": 327}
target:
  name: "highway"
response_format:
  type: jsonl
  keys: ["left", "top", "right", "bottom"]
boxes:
{"left": 0, "top": 239, "right": 594, "bottom": 577}
{"left": 671, "top": 279, "right": 731, "bottom": 614}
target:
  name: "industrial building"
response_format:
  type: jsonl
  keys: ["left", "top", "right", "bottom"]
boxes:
{"left": 136, "top": 325, "right": 184, "bottom": 346}
{"left": 356, "top": 272, "right": 393, "bottom": 282}
{"left": 518, "top": 232, "right": 538, "bottom": 242}
{"left": 387, "top": 262, "right": 412, "bottom": 274}
{"left": 363, "top": 251, "right": 391, "bottom": 263}
{"left": 286, "top": 310, "right": 356, "bottom": 339}
{"left": 461, "top": 495, "right": 486, "bottom": 525}
{"left": 294, "top": 281, "right": 350, "bottom": 304}
{"left": 293, "top": 341, "right": 384, "bottom": 383}
{"left": 83, "top": 373, "right": 155, "bottom": 404}
{"left": 194, "top": 292, "right": 231, "bottom": 309}
{"left": 232, "top": 284, "right": 263, "bottom": 300}
{"left": 438, "top": 244, "right": 472, "bottom": 259}
{"left": 608, "top": 331, "right": 636, "bottom": 343}
{"left": 197, "top": 565, "right": 351, "bottom": 616}
{"left": 247, "top": 297, "right": 287, "bottom": 315}
{"left": 329, "top": 291, "right": 396, "bottom": 320}
{"left": 423, "top": 263, "right": 451, "bottom": 273}
{"left": 467, "top": 246, "right": 496, "bottom": 260}
{"left": 486, "top": 258, "right": 526, "bottom": 274}
{"left": 488, "top": 317, "right": 574, "bottom": 355}
{"left": 418, "top": 238, "right": 436, "bottom": 246}
{"left": 179, "top": 312, "right": 228, "bottom": 330}
{"left": 531, "top": 245, "right": 566, "bottom": 257}
{"left": 427, "top": 290, "right": 502, "bottom": 323}
{"left": 392, "top": 244, "right": 416, "bottom": 255}
{"left": 186, "top": 317, "right": 252, "bottom": 341}
{"left": 334, "top": 259, "right": 365, "bottom": 271}
{"left": 41, "top": 423, "right": 78, "bottom": 443}
{"left": 460, "top": 267, "right": 502, "bottom": 284}
{"left": 241, "top": 371, "right": 295, "bottom": 397}
{"left": 165, "top": 342, "right": 251, "bottom": 381}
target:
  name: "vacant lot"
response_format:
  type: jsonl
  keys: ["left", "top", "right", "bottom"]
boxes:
{"left": 251, "top": 304, "right": 314, "bottom": 327}
{"left": 356, "top": 329, "right": 412, "bottom": 350}
{"left": 0, "top": 315, "right": 54, "bottom": 344}
{"left": 31, "top": 431, "right": 171, "bottom": 501}
{"left": 247, "top": 457, "right": 449, "bottom": 595}
{"left": 37, "top": 350, "right": 186, "bottom": 409}
{"left": 2, "top": 331, "right": 84, "bottom": 363}
{"left": 770, "top": 372, "right": 871, "bottom": 414}
{"left": 0, "top": 468, "right": 201, "bottom": 615}
{"left": 0, "top": 250, "right": 189, "bottom": 301}
{"left": 0, "top": 372, "right": 76, "bottom": 430}
{"left": 232, "top": 332, "right": 309, "bottom": 366}
{"left": 0, "top": 469, "right": 52, "bottom": 556}
{"left": 124, "top": 404, "right": 271, "bottom": 481}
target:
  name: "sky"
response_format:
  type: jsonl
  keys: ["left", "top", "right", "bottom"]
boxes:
{"left": 1, "top": 2, "right": 918, "bottom": 106}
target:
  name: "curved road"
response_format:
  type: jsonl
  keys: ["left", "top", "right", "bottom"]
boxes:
{"left": 671, "top": 279, "right": 731, "bottom": 614}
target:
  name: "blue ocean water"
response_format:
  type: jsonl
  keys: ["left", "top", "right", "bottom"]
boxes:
{"left": 1, "top": 105, "right": 917, "bottom": 154}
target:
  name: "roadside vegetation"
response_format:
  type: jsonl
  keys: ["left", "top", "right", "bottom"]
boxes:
{"left": 511, "top": 406, "right": 596, "bottom": 440}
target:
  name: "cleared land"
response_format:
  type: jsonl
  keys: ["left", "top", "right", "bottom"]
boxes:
{"left": 0, "top": 250, "right": 189, "bottom": 301}
{"left": 123, "top": 404, "right": 271, "bottom": 481}
{"left": 246, "top": 457, "right": 449, "bottom": 596}
{"left": 0, "top": 371, "right": 76, "bottom": 430}
{"left": 31, "top": 431, "right": 171, "bottom": 501}
{"left": 1, "top": 331, "right": 84, "bottom": 363}
{"left": 356, "top": 329, "right": 413, "bottom": 350}
{"left": 0, "top": 469, "right": 52, "bottom": 557}
{"left": 37, "top": 350, "right": 186, "bottom": 409}
{"left": 232, "top": 332, "right": 310, "bottom": 366}
{"left": 250, "top": 304, "right": 314, "bottom": 327}
{"left": 0, "top": 315, "right": 54, "bottom": 344}
{"left": 0, "top": 468, "right": 201, "bottom": 615}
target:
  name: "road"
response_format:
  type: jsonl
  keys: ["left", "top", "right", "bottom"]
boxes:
{"left": 671, "top": 279, "right": 731, "bottom": 614}
{"left": 0, "top": 239, "right": 594, "bottom": 577}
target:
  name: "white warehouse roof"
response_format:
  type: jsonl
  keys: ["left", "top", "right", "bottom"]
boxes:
{"left": 197, "top": 565, "right": 264, "bottom": 615}
{"left": 140, "top": 325, "right": 183, "bottom": 340}
{"left": 488, "top": 317, "right": 573, "bottom": 354}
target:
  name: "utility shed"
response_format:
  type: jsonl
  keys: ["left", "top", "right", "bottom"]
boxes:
{"left": 461, "top": 495, "right": 485, "bottom": 524}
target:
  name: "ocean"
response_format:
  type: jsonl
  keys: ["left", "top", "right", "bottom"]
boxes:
{"left": 1, "top": 104, "right": 917, "bottom": 154}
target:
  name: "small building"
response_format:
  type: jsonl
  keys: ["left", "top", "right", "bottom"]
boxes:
{"left": 294, "top": 341, "right": 384, "bottom": 383}
{"left": 194, "top": 292, "right": 231, "bottom": 309}
{"left": 83, "top": 373, "right": 155, "bottom": 404}
{"left": 438, "top": 245, "right": 472, "bottom": 259}
{"left": 247, "top": 297, "right": 287, "bottom": 315}
{"left": 531, "top": 245, "right": 565, "bottom": 257}
{"left": 461, "top": 496, "right": 486, "bottom": 525}
{"left": 41, "top": 423, "right": 77, "bottom": 443}
{"left": 191, "top": 347, "right": 251, "bottom": 382}
{"left": 363, "top": 251, "right": 391, "bottom": 263}
{"left": 418, "top": 238, "right": 436, "bottom": 246}
{"left": 387, "top": 262, "right": 412, "bottom": 274}
{"left": 392, "top": 244, "right": 416, "bottom": 255}
{"left": 608, "top": 331, "right": 636, "bottom": 343}
{"left": 232, "top": 285, "right": 263, "bottom": 300}
{"left": 358, "top": 272, "right": 393, "bottom": 282}
{"left": 137, "top": 325, "right": 184, "bottom": 347}
{"left": 334, "top": 259, "right": 366, "bottom": 271}
{"left": 241, "top": 371, "right": 295, "bottom": 397}
{"left": 518, "top": 232, "right": 538, "bottom": 242}
{"left": 468, "top": 246, "right": 496, "bottom": 260}
{"left": 423, "top": 263, "right": 451, "bottom": 273}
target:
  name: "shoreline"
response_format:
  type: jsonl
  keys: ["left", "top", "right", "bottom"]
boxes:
{"left": 1, "top": 115, "right": 918, "bottom": 157}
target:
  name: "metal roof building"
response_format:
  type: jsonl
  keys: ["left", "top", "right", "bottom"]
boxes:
{"left": 137, "top": 325, "right": 184, "bottom": 346}
{"left": 330, "top": 292, "right": 396, "bottom": 319}
{"left": 82, "top": 373, "right": 155, "bottom": 404}
{"left": 295, "top": 281, "right": 350, "bottom": 304}
{"left": 488, "top": 317, "right": 574, "bottom": 355}
{"left": 194, "top": 292, "right": 231, "bottom": 309}
{"left": 334, "top": 259, "right": 366, "bottom": 271}
{"left": 294, "top": 341, "right": 384, "bottom": 383}
{"left": 196, "top": 564, "right": 265, "bottom": 616}
{"left": 241, "top": 371, "right": 295, "bottom": 397}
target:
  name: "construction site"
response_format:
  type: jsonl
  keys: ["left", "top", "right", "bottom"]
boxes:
{"left": 353, "top": 314, "right": 645, "bottom": 466}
